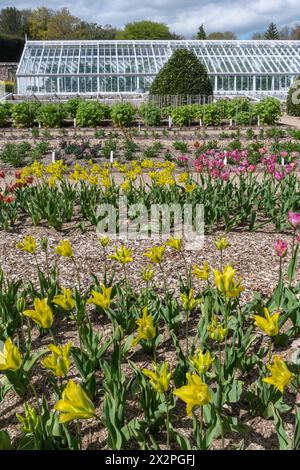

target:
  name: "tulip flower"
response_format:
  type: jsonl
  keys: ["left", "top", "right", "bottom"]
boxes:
{"left": 54, "top": 380, "right": 95, "bottom": 424}
{"left": 16, "top": 235, "right": 36, "bottom": 255}
{"left": 142, "top": 265, "right": 154, "bottom": 282}
{"left": 132, "top": 307, "right": 156, "bottom": 346}
{"left": 214, "top": 237, "right": 229, "bottom": 251}
{"left": 180, "top": 289, "right": 200, "bottom": 313}
{"left": 192, "top": 261, "right": 210, "bottom": 281}
{"left": 0, "top": 338, "right": 22, "bottom": 372}
{"left": 53, "top": 287, "right": 75, "bottom": 311}
{"left": 87, "top": 284, "right": 112, "bottom": 310}
{"left": 16, "top": 403, "right": 38, "bottom": 433}
{"left": 110, "top": 245, "right": 133, "bottom": 265}
{"left": 288, "top": 211, "right": 300, "bottom": 230}
{"left": 190, "top": 349, "right": 213, "bottom": 376}
{"left": 144, "top": 245, "right": 165, "bottom": 264}
{"left": 213, "top": 265, "right": 244, "bottom": 298}
{"left": 263, "top": 355, "right": 293, "bottom": 393}
{"left": 42, "top": 343, "right": 72, "bottom": 377}
{"left": 207, "top": 316, "right": 228, "bottom": 343}
{"left": 143, "top": 362, "right": 172, "bottom": 394}
{"left": 173, "top": 373, "right": 212, "bottom": 417}
{"left": 99, "top": 236, "right": 110, "bottom": 248}
{"left": 253, "top": 308, "right": 280, "bottom": 337}
{"left": 55, "top": 239, "right": 73, "bottom": 258}
{"left": 165, "top": 237, "right": 182, "bottom": 251}
{"left": 275, "top": 240, "right": 288, "bottom": 258}
{"left": 23, "top": 298, "right": 54, "bottom": 329}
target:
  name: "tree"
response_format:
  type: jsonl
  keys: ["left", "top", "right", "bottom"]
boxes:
{"left": 28, "top": 7, "right": 53, "bottom": 39}
{"left": 149, "top": 48, "right": 213, "bottom": 97}
{"left": 207, "top": 31, "right": 237, "bottom": 40}
{"left": 264, "top": 22, "right": 279, "bottom": 40}
{"left": 74, "top": 22, "right": 117, "bottom": 40}
{"left": 44, "top": 8, "right": 81, "bottom": 39}
{"left": 116, "top": 21, "right": 175, "bottom": 40}
{"left": 196, "top": 24, "right": 207, "bottom": 40}
{"left": 251, "top": 32, "right": 264, "bottom": 40}
{"left": 287, "top": 76, "right": 300, "bottom": 116}
{"left": 0, "top": 7, "right": 30, "bottom": 36}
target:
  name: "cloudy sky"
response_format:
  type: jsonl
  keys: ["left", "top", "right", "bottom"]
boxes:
{"left": 2, "top": 0, "right": 300, "bottom": 38}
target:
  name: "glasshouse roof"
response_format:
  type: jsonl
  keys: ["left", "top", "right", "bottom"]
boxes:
{"left": 16, "top": 40, "right": 300, "bottom": 95}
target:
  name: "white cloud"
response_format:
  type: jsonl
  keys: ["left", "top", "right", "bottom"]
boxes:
{"left": 3, "top": 0, "right": 300, "bottom": 37}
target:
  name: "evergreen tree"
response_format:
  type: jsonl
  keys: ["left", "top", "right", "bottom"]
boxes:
{"left": 264, "top": 22, "right": 280, "bottom": 40}
{"left": 149, "top": 48, "right": 213, "bottom": 97}
{"left": 196, "top": 24, "right": 207, "bottom": 40}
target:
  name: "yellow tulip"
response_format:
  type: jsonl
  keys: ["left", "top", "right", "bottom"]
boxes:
{"left": 110, "top": 245, "right": 133, "bottom": 265}
{"left": 16, "top": 235, "right": 36, "bottom": 255}
{"left": 54, "top": 380, "right": 95, "bottom": 424}
{"left": 142, "top": 265, "right": 154, "bottom": 282}
{"left": 173, "top": 373, "right": 212, "bottom": 416}
{"left": 207, "top": 315, "right": 228, "bottom": 343}
{"left": 16, "top": 403, "right": 38, "bottom": 433}
{"left": 55, "top": 239, "right": 73, "bottom": 258}
{"left": 213, "top": 265, "right": 244, "bottom": 298}
{"left": 120, "top": 180, "right": 130, "bottom": 191}
{"left": 263, "top": 355, "right": 293, "bottom": 393}
{"left": 180, "top": 289, "right": 200, "bottom": 312}
{"left": 99, "top": 236, "right": 110, "bottom": 248}
{"left": 23, "top": 298, "right": 54, "bottom": 329}
{"left": 192, "top": 261, "right": 210, "bottom": 281}
{"left": 190, "top": 349, "right": 213, "bottom": 375}
{"left": 0, "top": 338, "right": 22, "bottom": 372}
{"left": 185, "top": 183, "right": 197, "bottom": 193}
{"left": 144, "top": 245, "right": 165, "bottom": 264}
{"left": 214, "top": 237, "right": 230, "bottom": 251}
{"left": 42, "top": 343, "right": 72, "bottom": 377}
{"left": 254, "top": 308, "right": 280, "bottom": 337}
{"left": 132, "top": 307, "right": 156, "bottom": 346}
{"left": 53, "top": 287, "right": 75, "bottom": 311}
{"left": 143, "top": 362, "right": 172, "bottom": 394}
{"left": 87, "top": 284, "right": 112, "bottom": 310}
{"left": 165, "top": 237, "right": 182, "bottom": 251}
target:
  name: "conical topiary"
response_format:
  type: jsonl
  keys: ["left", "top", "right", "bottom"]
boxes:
{"left": 287, "top": 76, "right": 300, "bottom": 117}
{"left": 149, "top": 48, "right": 213, "bottom": 97}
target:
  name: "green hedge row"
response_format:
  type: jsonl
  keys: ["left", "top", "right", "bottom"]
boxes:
{"left": 0, "top": 97, "right": 282, "bottom": 128}
{"left": 0, "top": 33, "right": 24, "bottom": 62}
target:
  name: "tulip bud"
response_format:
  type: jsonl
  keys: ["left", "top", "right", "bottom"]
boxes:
{"left": 114, "top": 325, "right": 124, "bottom": 342}
{"left": 17, "top": 297, "right": 26, "bottom": 313}
{"left": 40, "top": 236, "right": 48, "bottom": 252}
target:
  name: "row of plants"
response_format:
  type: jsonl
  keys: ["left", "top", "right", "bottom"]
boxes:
{"left": 0, "top": 225, "right": 300, "bottom": 450}
{"left": 0, "top": 153, "right": 299, "bottom": 231}
{"left": 0, "top": 97, "right": 281, "bottom": 129}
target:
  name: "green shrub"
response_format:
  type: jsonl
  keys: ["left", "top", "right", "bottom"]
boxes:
{"left": 65, "top": 98, "right": 82, "bottom": 118}
{"left": 0, "top": 105, "right": 10, "bottom": 127}
{"left": 173, "top": 140, "right": 188, "bottom": 152}
{"left": 170, "top": 106, "right": 192, "bottom": 127}
{"left": 149, "top": 48, "right": 213, "bottom": 97}
{"left": 202, "top": 103, "right": 222, "bottom": 126}
{"left": 36, "top": 103, "right": 66, "bottom": 128}
{"left": 139, "top": 103, "right": 161, "bottom": 126}
{"left": 235, "top": 111, "right": 255, "bottom": 126}
{"left": 76, "top": 101, "right": 107, "bottom": 127}
{"left": 286, "top": 76, "right": 300, "bottom": 116}
{"left": 254, "top": 97, "right": 281, "bottom": 125}
{"left": 226, "top": 98, "right": 251, "bottom": 119}
{"left": 11, "top": 101, "right": 41, "bottom": 128}
{"left": 111, "top": 102, "right": 136, "bottom": 128}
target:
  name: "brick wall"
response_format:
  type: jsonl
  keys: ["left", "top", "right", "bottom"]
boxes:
{"left": 0, "top": 63, "right": 18, "bottom": 81}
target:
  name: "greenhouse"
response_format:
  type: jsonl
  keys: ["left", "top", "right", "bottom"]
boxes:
{"left": 16, "top": 39, "right": 300, "bottom": 96}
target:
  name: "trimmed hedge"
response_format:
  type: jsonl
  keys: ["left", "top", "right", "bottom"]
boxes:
{"left": 287, "top": 76, "right": 300, "bottom": 117}
{"left": 0, "top": 33, "right": 24, "bottom": 62}
{"left": 149, "top": 48, "right": 213, "bottom": 97}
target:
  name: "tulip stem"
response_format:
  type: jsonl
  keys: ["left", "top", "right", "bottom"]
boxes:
{"left": 49, "top": 328, "right": 56, "bottom": 345}
{"left": 185, "top": 312, "right": 189, "bottom": 357}
{"left": 165, "top": 396, "right": 170, "bottom": 449}
{"left": 72, "top": 257, "right": 81, "bottom": 291}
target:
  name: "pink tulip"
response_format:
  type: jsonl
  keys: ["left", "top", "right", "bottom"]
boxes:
{"left": 274, "top": 171, "right": 285, "bottom": 181}
{"left": 288, "top": 211, "right": 300, "bottom": 229}
{"left": 280, "top": 151, "right": 288, "bottom": 158}
{"left": 296, "top": 235, "right": 300, "bottom": 244}
{"left": 248, "top": 164, "right": 256, "bottom": 173}
{"left": 275, "top": 239, "right": 288, "bottom": 258}
{"left": 220, "top": 170, "right": 230, "bottom": 181}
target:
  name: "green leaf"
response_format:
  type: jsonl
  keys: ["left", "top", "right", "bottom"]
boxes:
{"left": 272, "top": 404, "right": 290, "bottom": 450}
